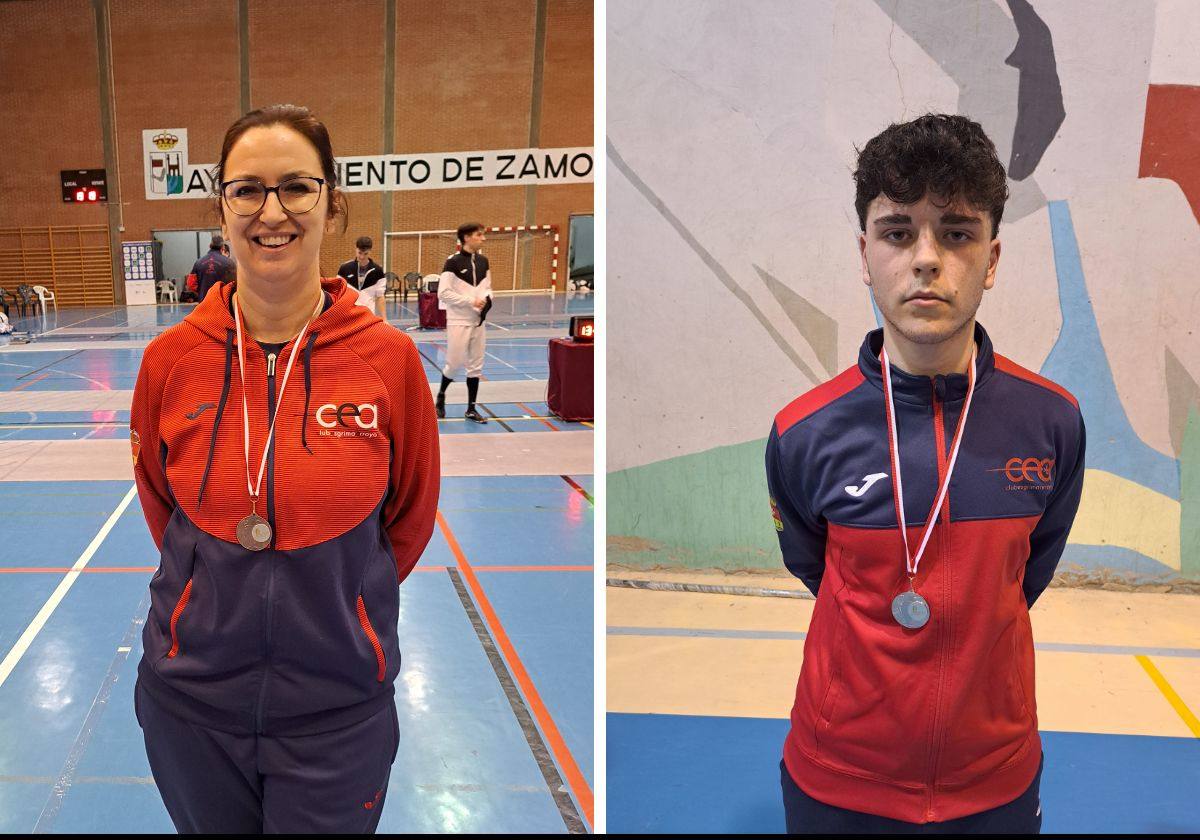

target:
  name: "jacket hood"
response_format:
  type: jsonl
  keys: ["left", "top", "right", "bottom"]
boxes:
{"left": 185, "top": 276, "right": 382, "bottom": 503}
{"left": 185, "top": 276, "right": 379, "bottom": 348}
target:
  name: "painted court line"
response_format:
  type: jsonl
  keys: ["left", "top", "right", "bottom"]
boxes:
{"left": 560, "top": 475, "right": 594, "bottom": 505}
{"left": 518, "top": 401, "right": 559, "bottom": 432}
{"left": 446, "top": 566, "right": 586, "bottom": 834}
{"left": 0, "top": 483, "right": 138, "bottom": 690}
{"left": 606, "top": 625, "right": 1200, "bottom": 659}
{"left": 11, "top": 372, "right": 49, "bottom": 392}
{"left": 1136, "top": 655, "right": 1200, "bottom": 737}
{"left": 437, "top": 511, "right": 594, "bottom": 829}
{"left": 34, "top": 591, "right": 149, "bottom": 832}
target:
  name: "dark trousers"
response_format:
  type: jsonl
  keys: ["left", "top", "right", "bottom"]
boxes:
{"left": 136, "top": 679, "right": 399, "bottom": 834}
{"left": 781, "top": 755, "right": 1043, "bottom": 834}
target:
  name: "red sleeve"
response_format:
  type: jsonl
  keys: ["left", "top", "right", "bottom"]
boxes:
{"left": 381, "top": 337, "right": 441, "bottom": 583}
{"left": 131, "top": 347, "right": 174, "bottom": 550}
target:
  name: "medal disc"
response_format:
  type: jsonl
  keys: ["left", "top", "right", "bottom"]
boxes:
{"left": 236, "top": 514, "right": 272, "bottom": 551}
{"left": 891, "top": 591, "right": 930, "bottom": 629}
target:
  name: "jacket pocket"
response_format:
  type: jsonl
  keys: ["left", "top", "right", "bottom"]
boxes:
{"left": 356, "top": 595, "right": 386, "bottom": 683}
{"left": 166, "top": 578, "right": 194, "bottom": 659}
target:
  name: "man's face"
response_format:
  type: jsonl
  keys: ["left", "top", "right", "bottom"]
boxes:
{"left": 463, "top": 230, "right": 486, "bottom": 250}
{"left": 356, "top": 248, "right": 371, "bottom": 265}
{"left": 859, "top": 193, "right": 1000, "bottom": 349}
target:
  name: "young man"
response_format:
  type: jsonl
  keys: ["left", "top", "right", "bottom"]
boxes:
{"left": 435, "top": 222, "right": 493, "bottom": 423}
{"left": 765, "top": 114, "right": 1086, "bottom": 834}
{"left": 337, "top": 236, "right": 388, "bottom": 318}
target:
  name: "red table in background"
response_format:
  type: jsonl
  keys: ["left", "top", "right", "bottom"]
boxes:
{"left": 548, "top": 338, "right": 593, "bottom": 422}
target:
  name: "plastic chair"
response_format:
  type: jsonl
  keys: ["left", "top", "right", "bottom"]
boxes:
{"left": 157, "top": 279, "right": 178, "bottom": 303}
{"left": 384, "top": 272, "right": 401, "bottom": 302}
{"left": 33, "top": 284, "right": 57, "bottom": 314}
{"left": 402, "top": 271, "right": 422, "bottom": 304}
{"left": 15, "top": 284, "right": 40, "bottom": 317}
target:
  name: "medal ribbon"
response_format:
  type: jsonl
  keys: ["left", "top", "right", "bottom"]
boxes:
{"left": 233, "top": 292, "right": 322, "bottom": 505}
{"left": 881, "top": 344, "right": 978, "bottom": 580}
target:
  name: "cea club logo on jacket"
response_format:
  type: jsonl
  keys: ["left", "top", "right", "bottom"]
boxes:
{"left": 992, "top": 457, "right": 1055, "bottom": 491}
{"left": 316, "top": 402, "right": 380, "bottom": 438}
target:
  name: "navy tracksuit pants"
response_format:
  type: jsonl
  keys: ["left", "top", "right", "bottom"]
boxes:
{"left": 136, "top": 679, "right": 399, "bottom": 834}
{"left": 781, "top": 754, "right": 1044, "bottom": 834}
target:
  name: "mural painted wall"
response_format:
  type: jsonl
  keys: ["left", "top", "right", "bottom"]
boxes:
{"left": 607, "top": 0, "right": 1200, "bottom": 584}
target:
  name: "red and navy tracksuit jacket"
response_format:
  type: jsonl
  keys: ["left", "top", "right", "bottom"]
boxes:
{"left": 766, "top": 324, "right": 1085, "bottom": 823}
{"left": 130, "top": 276, "right": 440, "bottom": 736}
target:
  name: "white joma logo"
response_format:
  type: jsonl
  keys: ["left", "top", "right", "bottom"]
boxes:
{"left": 845, "top": 473, "right": 888, "bottom": 498}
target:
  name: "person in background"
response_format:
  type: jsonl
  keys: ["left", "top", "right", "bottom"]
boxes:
{"left": 190, "top": 233, "right": 236, "bottom": 301}
{"left": 435, "top": 222, "right": 492, "bottom": 423}
{"left": 338, "top": 236, "right": 388, "bottom": 319}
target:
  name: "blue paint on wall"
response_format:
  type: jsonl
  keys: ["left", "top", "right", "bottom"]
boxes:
{"left": 1058, "top": 543, "right": 1177, "bottom": 580}
{"left": 1041, "top": 201, "right": 1179, "bottom": 499}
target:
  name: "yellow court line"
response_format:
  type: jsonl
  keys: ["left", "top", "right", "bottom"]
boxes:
{"left": 1135, "top": 654, "right": 1200, "bottom": 738}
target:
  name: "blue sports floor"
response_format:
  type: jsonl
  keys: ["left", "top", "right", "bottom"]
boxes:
{"left": 607, "top": 579, "right": 1200, "bottom": 834}
{"left": 0, "top": 292, "right": 596, "bottom": 832}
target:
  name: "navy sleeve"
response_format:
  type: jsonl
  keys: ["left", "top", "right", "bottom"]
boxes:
{"left": 765, "top": 423, "right": 827, "bottom": 596}
{"left": 1023, "top": 413, "right": 1086, "bottom": 608}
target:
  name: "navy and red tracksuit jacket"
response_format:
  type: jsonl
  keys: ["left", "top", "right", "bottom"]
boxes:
{"left": 766, "top": 324, "right": 1085, "bottom": 823}
{"left": 130, "top": 277, "right": 440, "bottom": 736}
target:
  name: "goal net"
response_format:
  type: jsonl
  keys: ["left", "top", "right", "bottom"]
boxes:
{"left": 382, "top": 225, "right": 560, "bottom": 293}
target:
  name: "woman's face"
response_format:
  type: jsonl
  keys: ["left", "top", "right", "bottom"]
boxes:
{"left": 220, "top": 124, "right": 335, "bottom": 289}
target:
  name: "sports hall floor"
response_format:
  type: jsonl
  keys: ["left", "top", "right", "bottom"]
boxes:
{"left": 0, "top": 291, "right": 595, "bottom": 833}
{"left": 607, "top": 569, "right": 1200, "bottom": 834}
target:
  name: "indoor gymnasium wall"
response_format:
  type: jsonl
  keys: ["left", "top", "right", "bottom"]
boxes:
{"left": 0, "top": 0, "right": 106, "bottom": 230}
{"left": 0, "top": 0, "right": 592, "bottom": 296}
{"left": 608, "top": 0, "right": 1200, "bottom": 585}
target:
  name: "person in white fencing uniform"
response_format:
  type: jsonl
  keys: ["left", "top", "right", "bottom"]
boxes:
{"left": 435, "top": 222, "right": 492, "bottom": 423}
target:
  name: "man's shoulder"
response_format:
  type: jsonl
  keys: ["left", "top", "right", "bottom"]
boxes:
{"left": 991, "top": 354, "right": 1080, "bottom": 413}
{"left": 773, "top": 365, "right": 868, "bottom": 439}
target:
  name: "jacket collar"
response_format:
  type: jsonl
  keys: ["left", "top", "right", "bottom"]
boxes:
{"left": 857, "top": 322, "right": 996, "bottom": 406}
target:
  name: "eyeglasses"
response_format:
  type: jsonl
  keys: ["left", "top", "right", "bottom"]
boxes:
{"left": 220, "top": 176, "right": 326, "bottom": 216}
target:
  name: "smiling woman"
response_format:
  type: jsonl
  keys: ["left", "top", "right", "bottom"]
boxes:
{"left": 127, "top": 104, "right": 441, "bottom": 833}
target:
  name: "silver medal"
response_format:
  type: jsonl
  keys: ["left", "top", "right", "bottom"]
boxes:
{"left": 891, "top": 590, "right": 930, "bottom": 629}
{"left": 236, "top": 513, "right": 272, "bottom": 551}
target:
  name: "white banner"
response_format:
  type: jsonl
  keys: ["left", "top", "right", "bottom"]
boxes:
{"left": 143, "top": 129, "right": 593, "bottom": 201}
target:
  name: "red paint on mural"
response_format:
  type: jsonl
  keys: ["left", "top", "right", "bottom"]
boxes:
{"left": 1139, "top": 84, "right": 1200, "bottom": 224}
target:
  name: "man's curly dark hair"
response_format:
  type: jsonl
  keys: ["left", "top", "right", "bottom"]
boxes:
{"left": 853, "top": 114, "right": 1009, "bottom": 237}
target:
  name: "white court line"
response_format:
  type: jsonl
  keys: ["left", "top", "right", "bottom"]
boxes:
{"left": 0, "top": 483, "right": 138, "bottom": 691}
{"left": 485, "top": 350, "right": 524, "bottom": 375}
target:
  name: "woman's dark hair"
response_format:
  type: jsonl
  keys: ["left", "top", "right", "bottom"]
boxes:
{"left": 212, "top": 104, "right": 348, "bottom": 231}
{"left": 853, "top": 114, "right": 1008, "bottom": 237}
{"left": 456, "top": 222, "right": 486, "bottom": 243}
{"left": 355, "top": 236, "right": 373, "bottom": 251}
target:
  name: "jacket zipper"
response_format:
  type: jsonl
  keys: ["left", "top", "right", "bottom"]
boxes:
{"left": 925, "top": 383, "right": 951, "bottom": 821}
{"left": 356, "top": 596, "right": 387, "bottom": 682}
{"left": 254, "top": 349, "right": 279, "bottom": 733}
{"left": 166, "top": 579, "right": 194, "bottom": 658}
